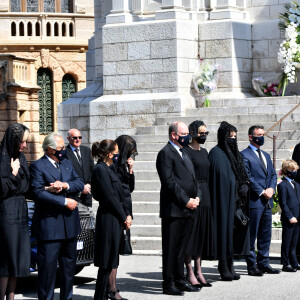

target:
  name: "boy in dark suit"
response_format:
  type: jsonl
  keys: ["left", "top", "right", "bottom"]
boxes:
{"left": 278, "top": 159, "right": 300, "bottom": 272}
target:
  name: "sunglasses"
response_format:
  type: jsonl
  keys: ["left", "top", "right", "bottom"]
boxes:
{"left": 72, "top": 136, "right": 82, "bottom": 140}
{"left": 199, "top": 131, "right": 209, "bottom": 136}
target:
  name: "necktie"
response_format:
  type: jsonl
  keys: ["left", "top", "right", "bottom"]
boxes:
{"left": 54, "top": 162, "right": 60, "bottom": 172}
{"left": 291, "top": 180, "right": 295, "bottom": 189}
{"left": 256, "top": 149, "right": 266, "bottom": 172}
{"left": 75, "top": 148, "right": 82, "bottom": 165}
{"left": 179, "top": 148, "right": 184, "bottom": 160}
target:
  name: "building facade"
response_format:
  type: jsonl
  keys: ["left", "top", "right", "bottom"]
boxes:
{"left": 0, "top": 0, "right": 94, "bottom": 159}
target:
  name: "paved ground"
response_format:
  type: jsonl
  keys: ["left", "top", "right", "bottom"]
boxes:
{"left": 15, "top": 255, "right": 299, "bottom": 300}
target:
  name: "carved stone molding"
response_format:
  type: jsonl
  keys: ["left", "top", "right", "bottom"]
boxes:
{"left": 40, "top": 49, "right": 50, "bottom": 68}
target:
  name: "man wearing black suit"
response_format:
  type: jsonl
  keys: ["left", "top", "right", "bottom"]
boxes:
{"left": 67, "top": 128, "right": 94, "bottom": 207}
{"left": 241, "top": 125, "right": 279, "bottom": 276}
{"left": 156, "top": 121, "right": 201, "bottom": 296}
{"left": 30, "top": 132, "right": 84, "bottom": 300}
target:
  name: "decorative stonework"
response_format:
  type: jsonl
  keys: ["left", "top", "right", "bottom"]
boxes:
{"left": 41, "top": 49, "right": 50, "bottom": 68}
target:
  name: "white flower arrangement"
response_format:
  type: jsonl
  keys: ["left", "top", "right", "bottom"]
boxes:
{"left": 192, "top": 59, "right": 218, "bottom": 107}
{"left": 278, "top": 1, "right": 300, "bottom": 95}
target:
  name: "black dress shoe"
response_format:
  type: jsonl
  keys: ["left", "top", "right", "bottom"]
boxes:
{"left": 248, "top": 267, "right": 263, "bottom": 276}
{"left": 175, "top": 279, "right": 200, "bottom": 292}
{"left": 195, "top": 275, "right": 212, "bottom": 287}
{"left": 258, "top": 265, "right": 281, "bottom": 274}
{"left": 292, "top": 264, "right": 300, "bottom": 270}
{"left": 282, "top": 265, "right": 297, "bottom": 272}
{"left": 162, "top": 282, "right": 184, "bottom": 296}
{"left": 107, "top": 290, "right": 128, "bottom": 300}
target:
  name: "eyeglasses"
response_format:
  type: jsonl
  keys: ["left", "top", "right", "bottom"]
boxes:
{"left": 199, "top": 131, "right": 209, "bottom": 136}
{"left": 72, "top": 136, "right": 82, "bottom": 140}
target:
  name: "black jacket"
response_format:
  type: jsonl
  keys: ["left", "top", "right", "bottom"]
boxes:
{"left": 156, "top": 142, "right": 201, "bottom": 218}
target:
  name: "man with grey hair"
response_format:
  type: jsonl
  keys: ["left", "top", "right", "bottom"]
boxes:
{"left": 30, "top": 132, "right": 84, "bottom": 300}
{"left": 156, "top": 121, "right": 201, "bottom": 296}
{"left": 66, "top": 128, "right": 94, "bottom": 207}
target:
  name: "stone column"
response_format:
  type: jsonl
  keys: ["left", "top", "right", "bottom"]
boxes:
{"left": 156, "top": 0, "right": 190, "bottom": 20}
{"left": 210, "top": 0, "right": 248, "bottom": 20}
{"left": 106, "top": 0, "right": 133, "bottom": 24}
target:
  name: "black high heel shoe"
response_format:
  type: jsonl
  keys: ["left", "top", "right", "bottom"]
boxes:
{"left": 195, "top": 274, "right": 212, "bottom": 287}
{"left": 107, "top": 290, "right": 128, "bottom": 300}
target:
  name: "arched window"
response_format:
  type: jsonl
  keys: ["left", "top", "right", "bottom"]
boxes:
{"left": 11, "top": 22, "right": 16, "bottom": 36}
{"left": 62, "top": 23, "right": 66, "bottom": 36}
{"left": 27, "top": 22, "right": 32, "bottom": 36}
{"left": 62, "top": 74, "right": 76, "bottom": 101}
{"left": 37, "top": 68, "right": 53, "bottom": 134}
{"left": 19, "top": 22, "right": 24, "bottom": 36}
{"left": 46, "top": 22, "right": 51, "bottom": 36}
{"left": 35, "top": 22, "right": 40, "bottom": 36}
{"left": 54, "top": 22, "right": 59, "bottom": 36}
{"left": 69, "top": 23, "right": 73, "bottom": 37}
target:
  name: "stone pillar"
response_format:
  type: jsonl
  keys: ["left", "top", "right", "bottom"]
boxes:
{"left": 199, "top": 20, "right": 252, "bottom": 97}
{"left": 106, "top": 0, "right": 133, "bottom": 24}
{"left": 210, "top": 0, "right": 248, "bottom": 20}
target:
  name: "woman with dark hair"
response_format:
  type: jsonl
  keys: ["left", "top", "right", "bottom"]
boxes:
{"left": 0, "top": 123, "right": 30, "bottom": 300}
{"left": 208, "top": 121, "right": 250, "bottom": 281}
{"left": 184, "top": 121, "right": 214, "bottom": 288}
{"left": 91, "top": 139, "right": 130, "bottom": 300}
{"left": 114, "top": 135, "right": 138, "bottom": 221}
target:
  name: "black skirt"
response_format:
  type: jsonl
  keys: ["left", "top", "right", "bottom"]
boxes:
{"left": 0, "top": 195, "right": 30, "bottom": 277}
{"left": 94, "top": 209, "right": 122, "bottom": 270}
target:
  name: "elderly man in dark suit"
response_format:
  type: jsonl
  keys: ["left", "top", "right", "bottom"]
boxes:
{"left": 66, "top": 128, "right": 94, "bottom": 207}
{"left": 30, "top": 132, "right": 84, "bottom": 300}
{"left": 241, "top": 125, "right": 279, "bottom": 276}
{"left": 156, "top": 121, "right": 201, "bottom": 296}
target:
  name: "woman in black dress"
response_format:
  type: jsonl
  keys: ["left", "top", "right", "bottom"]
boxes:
{"left": 91, "top": 139, "right": 131, "bottom": 300}
{"left": 208, "top": 121, "right": 249, "bottom": 281}
{"left": 184, "top": 121, "right": 215, "bottom": 288}
{"left": 0, "top": 123, "right": 30, "bottom": 300}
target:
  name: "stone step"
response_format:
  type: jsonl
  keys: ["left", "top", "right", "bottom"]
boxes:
{"left": 187, "top": 104, "right": 298, "bottom": 116}
{"left": 131, "top": 237, "right": 282, "bottom": 254}
{"left": 136, "top": 122, "right": 300, "bottom": 136}
{"left": 135, "top": 146, "right": 296, "bottom": 163}
{"left": 134, "top": 170, "right": 159, "bottom": 181}
{"left": 137, "top": 143, "right": 165, "bottom": 152}
{"left": 134, "top": 133, "right": 299, "bottom": 145}
{"left": 131, "top": 237, "right": 161, "bottom": 250}
{"left": 271, "top": 228, "right": 282, "bottom": 240}
{"left": 134, "top": 138, "right": 299, "bottom": 151}
{"left": 133, "top": 213, "right": 160, "bottom": 225}
{"left": 133, "top": 161, "right": 157, "bottom": 170}
{"left": 132, "top": 201, "right": 159, "bottom": 213}
{"left": 135, "top": 180, "right": 160, "bottom": 191}
{"left": 206, "top": 96, "right": 300, "bottom": 108}
{"left": 155, "top": 112, "right": 300, "bottom": 126}
{"left": 131, "top": 225, "right": 161, "bottom": 237}
{"left": 131, "top": 190, "right": 159, "bottom": 202}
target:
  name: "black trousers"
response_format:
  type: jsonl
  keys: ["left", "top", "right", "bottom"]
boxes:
{"left": 281, "top": 219, "right": 300, "bottom": 267}
{"left": 37, "top": 238, "right": 77, "bottom": 300}
{"left": 161, "top": 217, "right": 193, "bottom": 285}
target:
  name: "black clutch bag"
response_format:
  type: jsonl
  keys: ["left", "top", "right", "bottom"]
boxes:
{"left": 120, "top": 229, "right": 132, "bottom": 255}
{"left": 235, "top": 207, "right": 249, "bottom": 226}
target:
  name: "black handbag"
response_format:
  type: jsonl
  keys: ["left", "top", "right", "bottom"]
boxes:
{"left": 235, "top": 207, "right": 249, "bottom": 226}
{"left": 119, "top": 229, "right": 132, "bottom": 255}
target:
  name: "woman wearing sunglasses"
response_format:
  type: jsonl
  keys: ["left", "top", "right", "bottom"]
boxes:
{"left": 91, "top": 140, "right": 130, "bottom": 300}
{"left": 184, "top": 120, "right": 215, "bottom": 288}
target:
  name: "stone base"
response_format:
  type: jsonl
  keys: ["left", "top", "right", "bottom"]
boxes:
{"left": 58, "top": 91, "right": 196, "bottom": 144}
{"left": 210, "top": 9, "right": 248, "bottom": 20}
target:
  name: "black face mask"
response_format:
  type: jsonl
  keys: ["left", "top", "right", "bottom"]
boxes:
{"left": 252, "top": 135, "right": 264, "bottom": 146}
{"left": 227, "top": 137, "right": 237, "bottom": 146}
{"left": 177, "top": 134, "right": 190, "bottom": 147}
{"left": 54, "top": 149, "right": 67, "bottom": 161}
{"left": 196, "top": 136, "right": 207, "bottom": 144}
{"left": 112, "top": 153, "right": 119, "bottom": 163}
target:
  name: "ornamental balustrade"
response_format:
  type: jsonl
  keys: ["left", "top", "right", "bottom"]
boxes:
{"left": 8, "top": 14, "right": 76, "bottom": 38}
